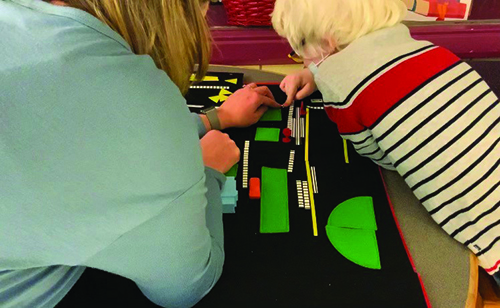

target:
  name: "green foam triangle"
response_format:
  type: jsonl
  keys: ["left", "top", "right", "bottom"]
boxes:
{"left": 225, "top": 164, "right": 238, "bottom": 177}
{"left": 327, "top": 197, "right": 377, "bottom": 230}
{"left": 326, "top": 226, "right": 381, "bottom": 269}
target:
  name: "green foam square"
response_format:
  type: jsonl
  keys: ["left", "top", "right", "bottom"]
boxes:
{"left": 259, "top": 108, "right": 282, "bottom": 122}
{"left": 255, "top": 127, "right": 280, "bottom": 142}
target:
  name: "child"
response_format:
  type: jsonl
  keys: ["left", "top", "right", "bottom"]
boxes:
{"left": 272, "top": 0, "right": 500, "bottom": 285}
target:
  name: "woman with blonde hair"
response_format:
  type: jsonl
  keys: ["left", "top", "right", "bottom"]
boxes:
{"left": 273, "top": 0, "right": 500, "bottom": 288}
{"left": 0, "top": 0, "right": 279, "bottom": 307}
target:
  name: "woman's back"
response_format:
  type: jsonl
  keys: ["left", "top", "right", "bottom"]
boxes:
{"left": 0, "top": 1, "right": 225, "bottom": 307}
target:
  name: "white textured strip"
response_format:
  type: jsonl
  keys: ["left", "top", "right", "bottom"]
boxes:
{"left": 189, "top": 85, "right": 229, "bottom": 89}
{"left": 300, "top": 118, "right": 305, "bottom": 138}
{"left": 287, "top": 103, "right": 294, "bottom": 130}
{"left": 242, "top": 140, "right": 250, "bottom": 188}
{"left": 288, "top": 150, "right": 295, "bottom": 173}
{"left": 302, "top": 181, "right": 310, "bottom": 209}
{"left": 296, "top": 107, "right": 301, "bottom": 146}
{"left": 311, "top": 166, "right": 319, "bottom": 194}
{"left": 296, "top": 180, "right": 304, "bottom": 208}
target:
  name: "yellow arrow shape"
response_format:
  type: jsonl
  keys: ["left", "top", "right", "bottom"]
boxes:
{"left": 220, "top": 88, "right": 233, "bottom": 96}
{"left": 209, "top": 95, "right": 220, "bottom": 103}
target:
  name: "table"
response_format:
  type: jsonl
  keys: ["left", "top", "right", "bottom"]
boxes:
{"left": 207, "top": 65, "right": 473, "bottom": 308}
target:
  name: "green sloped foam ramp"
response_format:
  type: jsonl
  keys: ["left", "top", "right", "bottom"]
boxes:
{"left": 325, "top": 196, "right": 380, "bottom": 269}
{"left": 326, "top": 226, "right": 381, "bottom": 269}
{"left": 327, "top": 196, "right": 377, "bottom": 230}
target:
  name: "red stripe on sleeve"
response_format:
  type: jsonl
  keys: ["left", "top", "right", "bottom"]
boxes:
{"left": 325, "top": 106, "right": 364, "bottom": 134}
{"left": 355, "top": 47, "right": 460, "bottom": 128}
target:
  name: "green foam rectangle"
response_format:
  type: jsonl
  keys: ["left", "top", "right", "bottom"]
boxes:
{"left": 260, "top": 167, "right": 289, "bottom": 233}
{"left": 259, "top": 108, "right": 282, "bottom": 122}
{"left": 255, "top": 127, "right": 280, "bottom": 142}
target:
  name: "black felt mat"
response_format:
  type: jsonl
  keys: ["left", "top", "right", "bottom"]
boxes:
{"left": 196, "top": 85, "right": 428, "bottom": 308}
{"left": 57, "top": 84, "right": 429, "bottom": 308}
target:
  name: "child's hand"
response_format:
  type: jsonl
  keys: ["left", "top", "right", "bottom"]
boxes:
{"left": 280, "top": 68, "right": 317, "bottom": 107}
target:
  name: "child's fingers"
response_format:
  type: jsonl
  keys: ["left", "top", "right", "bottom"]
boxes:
{"left": 296, "top": 83, "right": 315, "bottom": 100}
{"left": 283, "top": 84, "right": 298, "bottom": 107}
{"left": 280, "top": 79, "right": 286, "bottom": 91}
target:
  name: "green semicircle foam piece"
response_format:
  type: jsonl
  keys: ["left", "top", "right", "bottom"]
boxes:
{"left": 327, "top": 196, "right": 377, "bottom": 230}
{"left": 326, "top": 226, "right": 381, "bottom": 269}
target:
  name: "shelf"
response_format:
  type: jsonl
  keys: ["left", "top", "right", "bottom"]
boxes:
{"left": 208, "top": 4, "right": 500, "bottom": 65}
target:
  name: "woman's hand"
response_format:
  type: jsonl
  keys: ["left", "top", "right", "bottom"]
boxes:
{"left": 200, "top": 130, "right": 240, "bottom": 174}
{"left": 217, "top": 84, "right": 281, "bottom": 129}
{"left": 280, "top": 68, "right": 317, "bottom": 107}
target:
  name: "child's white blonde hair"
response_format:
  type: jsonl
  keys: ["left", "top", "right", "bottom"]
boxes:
{"left": 272, "top": 0, "right": 407, "bottom": 58}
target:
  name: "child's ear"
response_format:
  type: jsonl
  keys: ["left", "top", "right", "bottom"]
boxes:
{"left": 324, "top": 37, "right": 338, "bottom": 53}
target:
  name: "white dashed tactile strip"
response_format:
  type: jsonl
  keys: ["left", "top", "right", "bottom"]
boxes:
{"left": 242, "top": 140, "right": 250, "bottom": 188}
{"left": 296, "top": 180, "right": 304, "bottom": 208}
{"left": 287, "top": 150, "right": 295, "bottom": 173}
{"left": 302, "top": 181, "right": 310, "bottom": 210}
{"left": 189, "top": 85, "right": 230, "bottom": 90}
{"left": 311, "top": 166, "right": 319, "bottom": 194}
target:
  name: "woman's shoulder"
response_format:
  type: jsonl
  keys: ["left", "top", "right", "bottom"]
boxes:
{"left": 2, "top": 0, "right": 204, "bottom": 189}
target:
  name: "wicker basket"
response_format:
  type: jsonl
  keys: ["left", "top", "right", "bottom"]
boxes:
{"left": 222, "top": 0, "right": 276, "bottom": 26}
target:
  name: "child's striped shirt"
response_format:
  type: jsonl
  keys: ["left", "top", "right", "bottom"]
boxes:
{"left": 315, "top": 24, "right": 500, "bottom": 274}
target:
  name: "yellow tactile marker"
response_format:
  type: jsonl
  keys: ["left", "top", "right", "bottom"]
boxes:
{"left": 305, "top": 108, "right": 318, "bottom": 236}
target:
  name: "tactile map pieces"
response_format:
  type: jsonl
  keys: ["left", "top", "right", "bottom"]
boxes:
{"left": 242, "top": 141, "right": 250, "bottom": 188}
{"left": 190, "top": 85, "right": 229, "bottom": 90}
{"left": 260, "top": 167, "right": 289, "bottom": 233}
{"left": 259, "top": 108, "right": 282, "bottom": 122}
{"left": 295, "top": 107, "right": 301, "bottom": 146}
{"left": 225, "top": 163, "right": 238, "bottom": 177}
{"left": 255, "top": 127, "right": 280, "bottom": 142}
{"left": 209, "top": 88, "right": 233, "bottom": 104}
{"left": 300, "top": 118, "right": 305, "bottom": 138}
{"left": 310, "top": 166, "right": 318, "bottom": 193}
{"left": 221, "top": 176, "right": 238, "bottom": 214}
{"left": 302, "top": 181, "right": 310, "bottom": 210}
{"left": 325, "top": 197, "right": 381, "bottom": 270}
{"left": 288, "top": 150, "right": 295, "bottom": 173}
{"left": 249, "top": 177, "right": 261, "bottom": 199}
{"left": 327, "top": 197, "right": 377, "bottom": 230}
{"left": 287, "top": 103, "right": 294, "bottom": 134}
{"left": 296, "top": 180, "right": 304, "bottom": 208}
{"left": 190, "top": 75, "right": 219, "bottom": 82}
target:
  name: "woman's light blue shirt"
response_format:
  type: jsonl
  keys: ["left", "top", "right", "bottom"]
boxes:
{"left": 0, "top": 0, "right": 225, "bottom": 307}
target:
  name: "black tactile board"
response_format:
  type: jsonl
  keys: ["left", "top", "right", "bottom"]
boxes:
{"left": 57, "top": 84, "right": 429, "bottom": 308}
{"left": 195, "top": 85, "right": 428, "bottom": 308}
{"left": 185, "top": 71, "right": 244, "bottom": 112}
